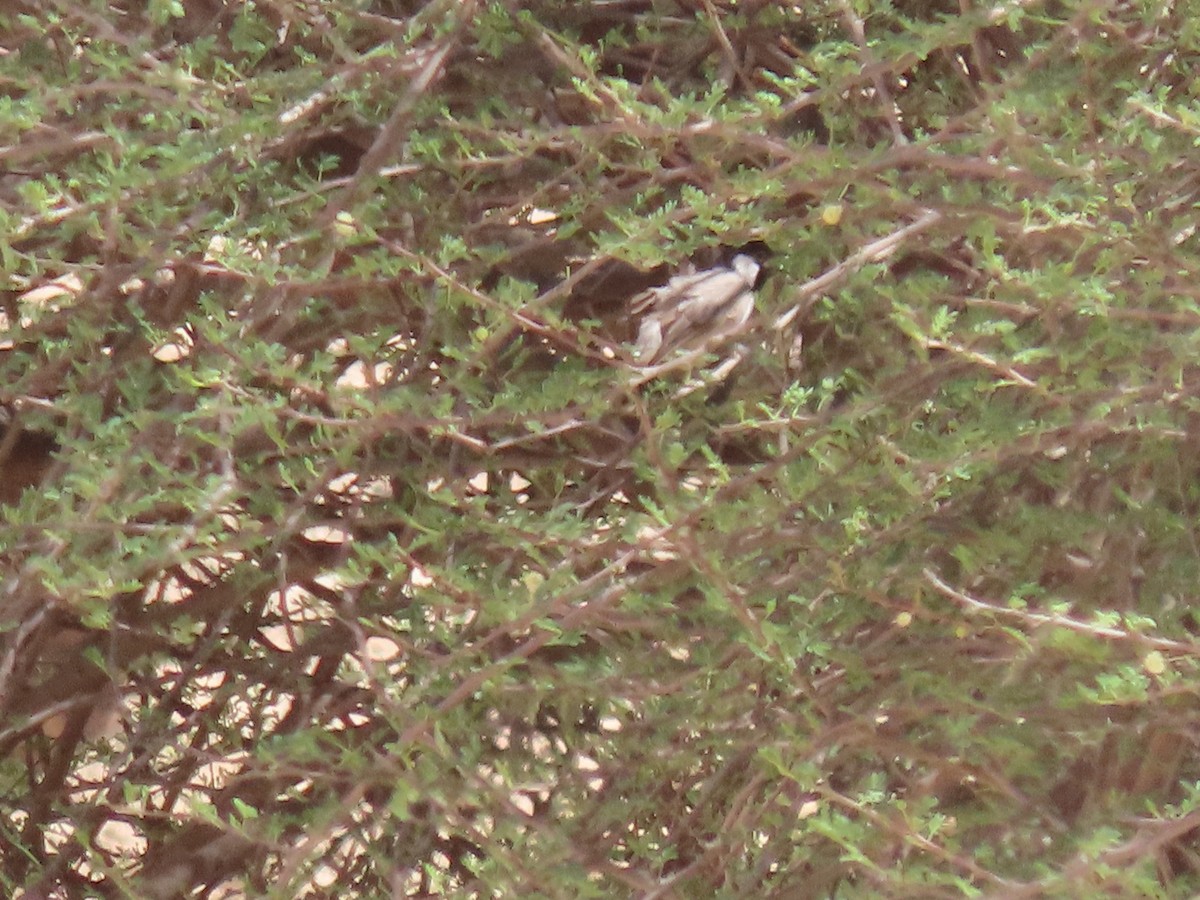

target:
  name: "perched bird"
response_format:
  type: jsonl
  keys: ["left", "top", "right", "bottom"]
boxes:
{"left": 631, "top": 253, "right": 761, "bottom": 367}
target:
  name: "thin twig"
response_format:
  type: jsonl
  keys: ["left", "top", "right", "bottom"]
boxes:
{"left": 837, "top": 0, "right": 908, "bottom": 145}
{"left": 318, "top": 17, "right": 468, "bottom": 229}
{"left": 773, "top": 209, "right": 943, "bottom": 331}
{"left": 923, "top": 568, "right": 1200, "bottom": 655}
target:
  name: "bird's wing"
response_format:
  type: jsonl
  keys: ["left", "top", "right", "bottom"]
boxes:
{"left": 671, "top": 269, "right": 753, "bottom": 326}
{"left": 629, "top": 269, "right": 708, "bottom": 315}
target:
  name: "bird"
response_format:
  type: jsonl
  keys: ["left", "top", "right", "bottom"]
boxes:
{"left": 630, "top": 253, "right": 761, "bottom": 368}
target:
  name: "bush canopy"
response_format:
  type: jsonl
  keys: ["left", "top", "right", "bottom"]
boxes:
{"left": 3, "top": 0, "right": 1200, "bottom": 896}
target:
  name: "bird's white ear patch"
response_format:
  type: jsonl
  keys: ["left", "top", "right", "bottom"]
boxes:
{"left": 729, "top": 254, "right": 761, "bottom": 285}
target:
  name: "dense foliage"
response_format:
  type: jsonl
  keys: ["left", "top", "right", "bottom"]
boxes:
{"left": 3, "top": 0, "right": 1200, "bottom": 896}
